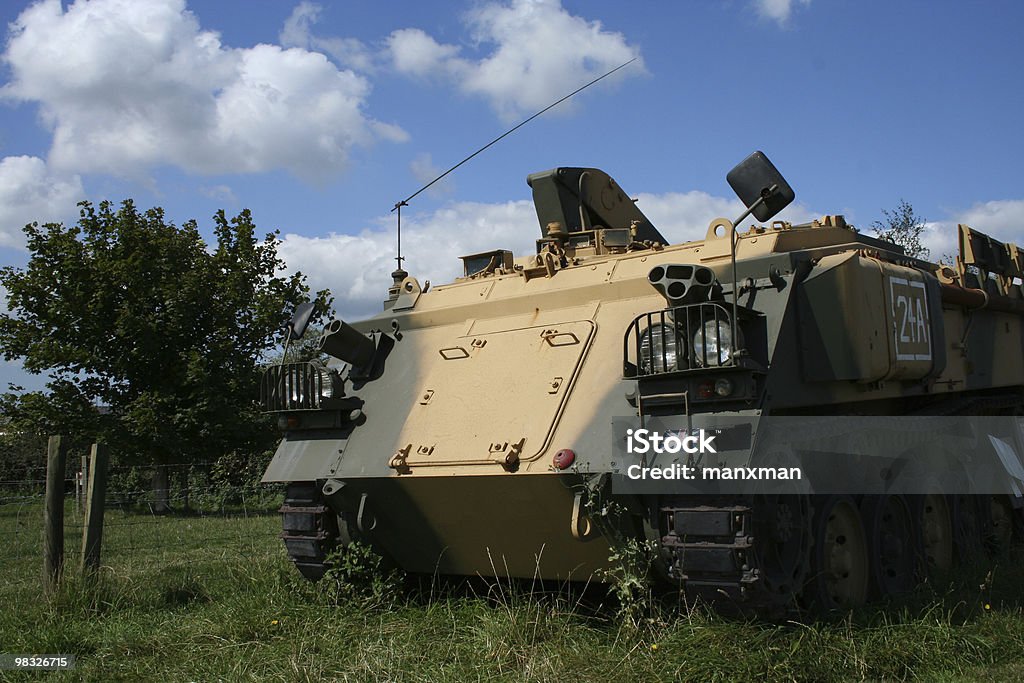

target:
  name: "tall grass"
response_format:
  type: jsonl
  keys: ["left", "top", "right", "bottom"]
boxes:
{"left": 1, "top": 500, "right": 1023, "bottom": 681}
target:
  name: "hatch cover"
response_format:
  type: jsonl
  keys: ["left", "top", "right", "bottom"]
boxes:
{"left": 395, "top": 321, "right": 595, "bottom": 468}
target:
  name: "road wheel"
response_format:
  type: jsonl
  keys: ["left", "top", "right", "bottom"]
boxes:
{"left": 913, "top": 492, "right": 954, "bottom": 574}
{"left": 985, "top": 495, "right": 1015, "bottom": 556}
{"left": 861, "top": 494, "right": 917, "bottom": 597}
{"left": 805, "top": 495, "right": 869, "bottom": 611}
{"left": 751, "top": 493, "right": 812, "bottom": 603}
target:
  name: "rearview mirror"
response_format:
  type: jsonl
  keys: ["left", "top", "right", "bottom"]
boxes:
{"left": 726, "top": 151, "right": 795, "bottom": 222}
{"left": 286, "top": 301, "right": 316, "bottom": 340}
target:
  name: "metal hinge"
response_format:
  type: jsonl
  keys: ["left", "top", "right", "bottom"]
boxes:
{"left": 389, "top": 444, "right": 412, "bottom": 473}
{"left": 489, "top": 437, "right": 526, "bottom": 471}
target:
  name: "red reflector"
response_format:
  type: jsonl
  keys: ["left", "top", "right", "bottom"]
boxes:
{"left": 553, "top": 448, "right": 576, "bottom": 470}
{"left": 697, "top": 382, "right": 714, "bottom": 399}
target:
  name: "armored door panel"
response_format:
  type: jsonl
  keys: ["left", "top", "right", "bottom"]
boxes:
{"left": 394, "top": 321, "right": 595, "bottom": 469}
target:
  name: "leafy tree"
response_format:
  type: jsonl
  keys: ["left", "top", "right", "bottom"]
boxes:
{"left": 871, "top": 199, "right": 930, "bottom": 260}
{"left": 0, "top": 200, "right": 331, "bottom": 509}
{"left": 0, "top": 424, "right": 48, "bottom": 493}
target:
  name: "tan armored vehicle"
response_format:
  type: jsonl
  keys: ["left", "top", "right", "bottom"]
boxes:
{"left": 261, "top": 152, "right": 1024, "bottom": 612}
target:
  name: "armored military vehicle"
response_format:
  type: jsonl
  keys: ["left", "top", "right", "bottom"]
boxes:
{"left": 261, "top": 152, "right": 1024, "bottom": 612}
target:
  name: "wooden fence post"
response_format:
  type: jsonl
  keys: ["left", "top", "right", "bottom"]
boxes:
{"left": 81, "top": 443, "right": 109, "bottom": 572}
{"left": 43, "top": 435, "right": 68, "bottom": 593}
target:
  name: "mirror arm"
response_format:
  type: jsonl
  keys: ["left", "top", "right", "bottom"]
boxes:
{"left": 728, "top": 184, "right": 778, "bottom": 359}
{"left": 281, "top": 326, "right": 294, "bottom": 367}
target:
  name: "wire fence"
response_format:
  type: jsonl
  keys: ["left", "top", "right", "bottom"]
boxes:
{"left": 1, "top": 458, "right": 277, "bottom": 502}
{"left": 1, "top": 461, "right": 288, "bottom": 581}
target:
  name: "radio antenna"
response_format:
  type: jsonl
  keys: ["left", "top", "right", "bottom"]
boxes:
{"left": 390, "top": 56, "right": 638, "bottom": 273}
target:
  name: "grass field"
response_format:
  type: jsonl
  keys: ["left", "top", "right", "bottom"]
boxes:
{"left": 1, "top": 497, "right": 1024, "bottom": 682}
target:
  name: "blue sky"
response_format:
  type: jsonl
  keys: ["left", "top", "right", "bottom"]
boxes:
{"left": 1, "top": 0, "right": 1023, "bottom": 390}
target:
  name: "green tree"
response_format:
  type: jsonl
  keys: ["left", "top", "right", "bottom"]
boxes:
{"left": 0, "top": 423, "right": 48, "bottom": 492}
{"left": 0, "top": 200, "right": 330, "bottom": 509}
{"left": 872, "top": 199, "right": 930, "bottom": 259}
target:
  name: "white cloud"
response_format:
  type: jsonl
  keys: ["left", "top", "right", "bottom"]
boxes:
{"left": 386, "top": 0, "right": 643, "bottom": 121}
{"left": 0, "top": 155, "right": 83, "bottom": 248}
{"left": 754, "top": 0, "right": 812, "bottom": 26}
{"left": 636, "top": 191, "right": 746, "bottom": 243}
{"left": 917, "top": 221, "right": 956, "bottom": 263}
{"left": 279, "top": 200, "right": 537, "bottom": 319}
{"left": 1, "top": 0, "right": 405, "bottom": 181}
{"left": 923, "top": 199, "right": 1024, "bottom": 263}
{"left": 638, "top": 190, "right": 817, "bottom": 244}
{"left": 955, "top": 199, "right": 1024, "bottom": 242}
{"left": 279, "top": 191, "right": 819, "bottom": 320}
{"left": 280, "top": 1, "right": 374, "bottom": 73}
{"left": 387, "top": 28, "right": 462, "bottom": 78}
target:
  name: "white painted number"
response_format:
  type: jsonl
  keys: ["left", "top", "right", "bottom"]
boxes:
{"left": 889, "top": 277, "right": 932, "bottom": 362}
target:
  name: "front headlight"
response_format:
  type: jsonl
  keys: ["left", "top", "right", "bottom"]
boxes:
{"left": 692, "top": 318, "right": 743, "bottom": 366}
{"left": 318, "top": 368, "right": 335, "bottom": 399}
{"left": 282, "top": 372, "right": 306, "bottom": 405}
{"left": 639, "top": 323, "right": 681, "bottom": 373}
{"left": 280, "top": 365, "right": 336, "bottom": 406}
